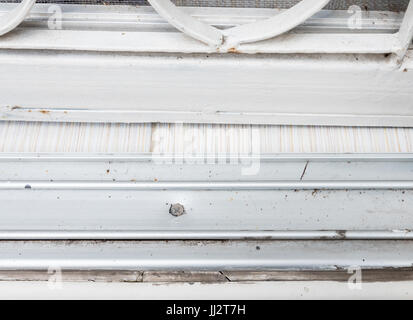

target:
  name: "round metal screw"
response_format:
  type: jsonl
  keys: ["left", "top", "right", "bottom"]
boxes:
{"left": 169, "top": 203, "right": 185, "bottom": 217}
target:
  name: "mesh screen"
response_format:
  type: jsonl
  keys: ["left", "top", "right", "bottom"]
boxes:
{"left": 0, "top": 0, "right": 410, "bottom": 11}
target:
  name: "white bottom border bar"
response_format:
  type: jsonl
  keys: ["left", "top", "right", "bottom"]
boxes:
{"left": 0, "top": 280, "right": 411, "bottom": 300}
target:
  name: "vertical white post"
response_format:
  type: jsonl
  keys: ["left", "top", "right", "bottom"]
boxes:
{"left": 397, "top": 0, "right": 413, "bottom": 59}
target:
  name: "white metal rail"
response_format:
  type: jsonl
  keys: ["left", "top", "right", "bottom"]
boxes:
{"left": 0, "top": 0, "right": 412, "bottom": 58}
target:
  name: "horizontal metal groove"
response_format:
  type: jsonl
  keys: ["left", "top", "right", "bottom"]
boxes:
{"left": 0, "top": 230, "right": 412, "bottom": 240}
{"left": 0, "top": 153, "right": 413, "bottom": 161}
{"left": 1, "top": 240, "right": 413, "bottom": 271}
{"left": 1, "top": 269, "right": 413, "bottom": 283}
{"left": 2, "top": 180, "right": 413, "bottom": 190}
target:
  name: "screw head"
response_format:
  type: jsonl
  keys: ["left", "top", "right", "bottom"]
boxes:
{"left": 169, "top": 203, "right": 185, "bottom": 217}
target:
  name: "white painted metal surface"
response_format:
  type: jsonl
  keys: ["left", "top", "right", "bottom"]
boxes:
{"left": 147, "top": 0, "right": 223, "bottom": 47}
{"left": 1, "top": 51, "right": 412, "bottom": 127}
{"left": 5, "top": 4, "right": 406, "bottom": 34}
{"left": 223, "top": 0, "right": 330, "bottom": 46}
{"left": 0, "top": 4, "right": 408, "bottom": 55}
{"left": 398, "top": 0, "right": 413, "bottom": 58}
{"left": 0, "top": 4, "right": 411, "bottom": 55}
{"left": 0, "top": 3, "right": 412, "bottom": 126}
{"left": 0, "top": 2, "right": 412, "bottom": 57}
{"left": 148, "top": 0, "right": 330, "bottom": 48}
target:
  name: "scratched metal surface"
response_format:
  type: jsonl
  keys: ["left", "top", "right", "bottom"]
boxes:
{"left": 1, "top": 121, "right": 413, "bottom": 153}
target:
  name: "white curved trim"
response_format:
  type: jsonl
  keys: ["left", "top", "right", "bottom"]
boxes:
{"left": 147, "top": 0, "right": 223, "bottom": 47}
{"left": 147, "top": 0, "right": 330, "bottom": 48}
{"left": 224, "top": 0, "right": 331, "bottom": 46}
{"left": 0, "top": 0, "right": 36, "bottom": 36}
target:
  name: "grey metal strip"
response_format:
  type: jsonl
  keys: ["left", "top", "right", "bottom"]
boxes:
{"left": 0, "top": 240, "right": 413, "bottom": 271}
{"left": 2, "top": 180, "right": 413, "bottom": 190}
{"left": 0, "top": 154, "right": 412, "bottom": 240}
{"left": 0, "top": 153, "right": 413, "bottom": 161}
{"left": 1, "top": 188, "right": 412, "bottom": 236}
{"left": 0, "top": 230, "right": 411, "bottom": 240}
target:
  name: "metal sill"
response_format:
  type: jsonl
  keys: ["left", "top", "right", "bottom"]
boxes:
{"left": 1, "top": 50, "right": 413, "bottom": 127}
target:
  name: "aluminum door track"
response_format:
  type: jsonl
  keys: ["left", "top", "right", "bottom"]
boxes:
{"left": 0, "top": 153, "right": 413, "bottom": 241}
{"left": 0, "top": 152, "right": 412, "bottom": 273}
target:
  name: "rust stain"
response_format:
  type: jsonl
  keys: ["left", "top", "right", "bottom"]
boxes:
{"left": 227, "top": 47, "right": 240, "bottom": 54}
{"left": 39, "top": 110, "right": 50, "bottom": 115}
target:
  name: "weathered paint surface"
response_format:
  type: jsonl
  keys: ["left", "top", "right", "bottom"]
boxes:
{"left": 0, "top": 51, "right": 413, "bottom": 127}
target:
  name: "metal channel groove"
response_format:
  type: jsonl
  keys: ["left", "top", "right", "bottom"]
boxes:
{"left": 0, "top": 230, "right": 412, "bottom": 240}
{"left": 0, "top": 240, "right": 412, "bottom": 271}
{"left": 3, "top": 180, "right": 413, "bottom": 190}
{"left": 0, "top": 153, "right": 413, "bottom": 161}
{"left": 0, "top": 154, "right": 412, "bottom": 272}
{"left": 0, "top": 153, "right": 412, "bottom": 241}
